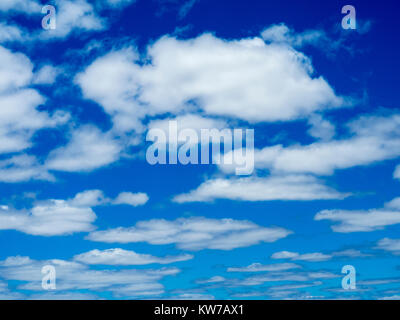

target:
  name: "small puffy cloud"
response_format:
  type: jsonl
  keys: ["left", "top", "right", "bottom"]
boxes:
{"left": 271, "top": 251, "right": 331, "bottom": 262}
{"left": 394, "top": 165, "right": 400, "bottom": 180}
{"left": 315, "top": 207, "right": 400, "bottom": 233}
{"left": 227, "top": 262, "right": 300, "bottom": 273}
{"left": 68, "top": 190, "right": 149, "bottom": 207}
{"left": 0, "top": 199, "right": 96, "bottom": 236}
{"left": 68, "top": 190, "right": 106, "bottom": 207}
{"left": 375, "top": 238, "right": 400, "bottom": 255}
{"left": 33, "top": 65, "right": 60, "bottom": 85}
{"left": 73, "top": 248, "right": 193, "bottom": 265}
{"left": 307, "top": 114, "right": 335, "bottom": 141}
{"left": 113, "top": 192, "right": 149, "bottom": 206}
{"left": 46, "top": 126, "right": 122, "bottom": 172}
{"left": 87, "top": 217, "right": 291, "bottom": 251}
{"left": 173, "top": 175, "right": 349, "bottom": 203}
{"left": 261, "top": 23, "right": 328, "bottom": 48}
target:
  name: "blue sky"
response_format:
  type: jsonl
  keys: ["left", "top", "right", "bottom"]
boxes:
{"left": 0, "top": 0, "right": 399, "bottom": 300}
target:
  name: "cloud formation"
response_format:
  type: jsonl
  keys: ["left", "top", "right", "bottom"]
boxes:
{"left": 87, "top": 217, "right": 291, "bottom": 250}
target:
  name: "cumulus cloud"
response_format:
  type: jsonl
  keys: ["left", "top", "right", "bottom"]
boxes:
{"left": 173, "top": 175, "right": 349, "bottom": 203}
{"left": 73, "top": 248, "right": 193, "bottom": 265}
{"left": 0, "top": 189, "right": 154, "bottom": 236}
{"left": 0, "top": 256, "right": 179, "bottom": 298}
{"left": 225, "top": 114, "right": 400, "bottom": 176}
{"left": 86, "top": 217, "right": 291, "bottom": 250}
{"left": 77, "top": 33, "right": 344, "bottom": 132}
{"left": 68, "top": 189, "right": 149, "bottom": 207}
{"left": 0, "top": 45, "right": 69, "bottom": 182}
{"left": 39, "top": 0, "right": 105, "bottom": 40}
{"left": 0, "top": 155, "right": 53, "bottom": 183}
{"left": 113, "top": 192, "right": 149, "bottom": 206}
{"left": 46, "top": 126, "right": 122, "bottom": 172}
{"left": 315, "top": 203, "right": 400, "bottom": 233}
{"left": 0, "top": 199, "right": 96, "bottom": 236}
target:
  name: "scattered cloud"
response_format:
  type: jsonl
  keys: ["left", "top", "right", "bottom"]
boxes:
{"left": 271, "top": 251, "right": 331, "bottom": 262}
{"left": 74, "top": 248, "right": 193, "bottom": 265}
{"left": 315, "top": 203, "right": 400, "bottom": 233}
{"left": 173, "top": 175, "right": 349, "bottom": 203}
{"left": 87, "top": 217, "right": 291, "bottom": 250}
{"left": 46, "top": 126, "right": 123, "bottom": 172}
{"left": 0, "top": 256, "right": 179, "bottom": 298}
{"left": 375, "top": 238, "right": 400, "bottom": 255}
{"left": 227, "top": 262, "right": 301, "bottom": 272}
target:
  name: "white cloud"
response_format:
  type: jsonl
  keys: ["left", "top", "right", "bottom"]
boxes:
{"left": 271, "top": 251, "right": 331, "bottom": 262}
{"left": 315, "top": 206, "right": 400, "bottom": 233}
{"left": 0, "top": 256, "right": 179, "bottom": 298}
{"left": 332, "top": 249, "right": 370, "bottom": 258}
{"left": 227, "top": 262, "right": 301, "bottom": 273}
{"left": 75, "top": 48, "right": 145, "bottom": 133}
{"left": 0, "top": 23, "right": 23, "bottom": 43}
{"left": 0, "top": 155, "right": 53, "bottom": 183}
{"left": 39, "top": 0, "right": 105, "bottom": 40}
{"left": 237, "top": 114, "right": 400, "bottom": 176}
{"left": 68, "top": 189, "right": 149, "bottom": 207}
{"left": 0, "top": 0, "right": 41, "bottom": 13}
{"left": 77, "top": 33, "right": 343, "bottom": 132}
{"left": 196, "top": 276, "right": 226, "bottom": 284}
{"left": 113, "top": 192, "right": 149, "bottom": 206}
{"left": 68, "top": 189, "right": 106, "bottom": 207}
{"left": 147, "top": 114, "right": 228, "bottom": 143}
{"left": 46, "top": 126, "right": 122, "bottom": 172}
{"left": 0, "top": 46, "right": 69, "bottom": 152}
{"left": 87, "top": 217, "right": 291, "bottom": 250}
{"left": 73, "top": 248, "right": 193, "bottom": 265}
{"left": 0, "top": 198, "right": 96, "bottom": 236}
{"left": 173, "top": 175, "right": 349, "bottom": 203}
{"left": 307, "top": 114, "right": 335, "bottom": 141}
{"left": 385, "top": 197, "right": 400, "bottom": 210}
{"left": 261, "top": 23, "right": 339, "bottom": 51}
{"left": 33, "top": 65, "right": 60, "bottom": 85}
{"left": 375, "top": 238, "right": 400, "bottom": 255}
{"left": 394, "top": 165, "right": 400, "bottom": 180}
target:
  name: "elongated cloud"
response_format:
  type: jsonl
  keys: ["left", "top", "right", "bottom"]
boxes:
{"left": 87, "top": 217, "right": 291, "bottom": 250}
{"left": 173, "top": 175, "right": 349, "bottom": 203}
{"left": 74, "top": 248, "right": 193, "bottom": 265}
